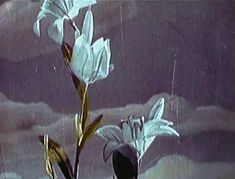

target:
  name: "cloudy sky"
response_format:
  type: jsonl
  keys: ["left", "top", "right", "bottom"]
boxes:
{"left": 1, "top": 92, "right": 235, "bottom": 178}
{"left": 0, "top": 0, "right": 235, "bottom": 113}
{"left": 1, "top": 0, "right": 235, "bottom": 179}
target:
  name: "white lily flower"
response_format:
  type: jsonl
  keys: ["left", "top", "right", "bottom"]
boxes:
{"left": 96, "top": 98, "right": 179, "bottom": 162}
{"left": 70, "top": 9, "right": 112, "bottom": 84}
{"left": 34, "top": 0, "right": 96, "bottom": 44}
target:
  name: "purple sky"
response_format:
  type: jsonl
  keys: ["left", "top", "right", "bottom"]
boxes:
{"left": 0, "top": 1, "right": 235, "bottom": 113}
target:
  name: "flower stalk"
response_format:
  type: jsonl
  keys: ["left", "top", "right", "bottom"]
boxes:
{"left": 34, "top": 0, "right": 107, "bottom": 179}
{"left": 74, "top": 83, "right": 88, "bottom": 179}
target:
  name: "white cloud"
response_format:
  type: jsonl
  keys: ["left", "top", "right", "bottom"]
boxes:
{"left": 178, "top": 105, "right": 235, "bottom": 135}
{"left": 0, "top": 93, "right": 61, "bottom": 132}
{"left": 140, "top": 155, "right": 235, "bottom": 179}
{"left": 0, "top": 92, "right": 7, "bottom": 102}
{"left": 0, "top": 172, "right": 22, "bottom": 179}
{"left": 1, "top": 92, "right": 235, "bottom": 178}
{"left": 38, "top": 176, "right": 49, "bottom": 179}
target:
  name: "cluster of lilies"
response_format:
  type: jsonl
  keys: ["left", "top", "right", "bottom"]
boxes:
{"left": 34, "top": 0, "right": 179, "bottom": 179}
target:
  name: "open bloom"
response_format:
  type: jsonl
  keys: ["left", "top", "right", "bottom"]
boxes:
{"left": 34, "top": 0, "right": 96, "bottom": 44}
{"left": 70, "top": 9, "right": 112, "bottom": 84}
{"left": 96, "top": 98, "right": 179, "bottom": 162}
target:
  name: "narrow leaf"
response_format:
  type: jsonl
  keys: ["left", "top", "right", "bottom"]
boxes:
{"left": 80, "top": 114, "right": 103, "bottom": 149}
{"left": 72, "top": 73, "right": 81, "bottom": 90}
{"left": 39, "top": 135, "right": 73, "bottom": 179}
{"left": 80, "top": 84, "right": 90, "bottom": 131}
{"left": 75, "top": 114, "right": 83, "bottom": 145}
{"left": 44, "top": 135, "right": 57, "bottom": 179}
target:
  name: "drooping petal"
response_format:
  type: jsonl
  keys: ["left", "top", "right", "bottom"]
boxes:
{"left": 61, "top": 0, "right": 71, "bottom": 12}
{"left": 82, "top": 10, "right": 94, "bottom": 44}
{"left": 68, "top": 0, "right": 96, "bottom": 19}
{"left": 47, "top": 17, "right": 65, "bottom": 44}
{"left": 153, "top": 118, "right": 174, "bottom": 126}
{"left": 158, "top": 125, "right": 179, "bottom": 136}
{"left": 71, "top": 34, "right": 94, "bottom": 83}
{"left": 148, "top": 98, "right": 165, "bottom": 120}
{"left": 103, "top": 142, "right": 121, "bottom": 162}
{"left": 96, "top": 125, "right": 123, "bottom": 143}
{"left": 42, "top": 0, "right": 66, "bottom": 17}
{"left": 33, "top": 11, "right": 47, "bottom": 37}
{"left": 144, "top": 120, "right": 179, "bottom": 138}
{"left": 34, "top": 4, "right": 61, "bottom": 36}
{"left": 55, "top": 0, "right": 69, "bottom": 13}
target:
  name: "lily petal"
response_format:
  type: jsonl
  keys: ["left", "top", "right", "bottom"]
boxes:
{"left": 95, "top": 40, "right": 111, "bottom": 80}
{"left": 144, "top": 120, "right": 179, "bottom": 138}
{"left": 148, "top": 98, "right": 165, "bottom": 120}
{"left": 96, "top": 125, "right": 123, "bottom": 143}
{"left": 42, "top": 0, "right": 65, "bottom": 17}
{"left": 95, "top": 48, "right": 108, "bottom": 80}
{"left": 33, "top": 6, "right": 61, "bottom": 37}
{"left": 68, "top": 0, "right": 96, "bottom": 19}
{"left": 103, "top": 142, "right": 121, "bottom": 162}
{"left": 71, "top": 34, "right": 94, "bottom": 83}
{"left": 153, "top": 118, "right": 174, "bottom": 126}
{"left": 158, "top": 125, "right": 179, "bottom": 136}
{"left": 92, "top": 37, "right": 105, "bottom": 57}
{"left": 82, "top": 10, "right": 94, "bottom": 44}
{"left": 140, "top": 136, "right": 155, "bottom": 159}
{"left": 33, "top": 11, "right": 46, "bottom": 37}
{"left": 121, "top": 121, "right": 133, "bottom": 143}
{"left": 47, "top": 17, "right": 65, "bottom": 44}
{"left": 62, "top": 0, "right": 72, "bottom": 12}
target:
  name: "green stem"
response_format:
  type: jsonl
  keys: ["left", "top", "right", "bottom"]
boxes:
{"left": 74, "top": 145, "right": 81, "bottom": 179}
{"left": 74, "top": 83, "right": 88, "bottom": 179}
{"left": 81, "top": 84, "right": 88, "bottom": 131}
